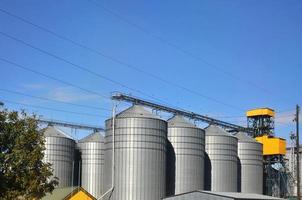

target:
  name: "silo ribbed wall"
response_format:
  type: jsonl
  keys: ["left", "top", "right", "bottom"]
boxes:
{"left": 167, "top": 116, "right": 205, "bottom": 194}
{"left": 103, "top": 105, "right": 167, "bottom": 200}
{"left": 78, "top": 133, "right": 104, "bottom": 199}
{"left": 44, "top": 135, "right": 75, "bottom": 187}
{"left": 238, "top": 142, "right": 263, "bottom": 194}
{"left": 236, "top": 132, "right": 263, "bottom": 194}
{"left": 205, "top": 126, "right": 238, "bottom": 192}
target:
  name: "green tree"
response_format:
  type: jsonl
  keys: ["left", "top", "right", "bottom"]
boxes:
{"left": 0, "top": 106, "right": 58, "bottom": 200}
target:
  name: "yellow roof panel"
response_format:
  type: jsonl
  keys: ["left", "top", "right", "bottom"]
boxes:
{"left": 246, "top": 108, "right": 275, "bottom": 117}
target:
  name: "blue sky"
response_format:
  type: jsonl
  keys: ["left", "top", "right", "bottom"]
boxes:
{"left": 0, "top": 0, "right": 301, "bottom": 142}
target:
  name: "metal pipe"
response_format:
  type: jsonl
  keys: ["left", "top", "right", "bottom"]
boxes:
{"left": 296, "top": 105, "right": 300, "bottom": 200}
{"left": 98, "top": 102, "right": 117, "bottom": 200}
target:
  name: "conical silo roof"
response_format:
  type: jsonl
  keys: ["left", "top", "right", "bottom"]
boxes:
{"left": 205, "top": 125, "right": 232, "bottom": 137}
{"left": 79, "top": 131, "right": 104, "bottom": 143}
{"left": 168, "top": 115, "right": 196, "bottom": 128}
{"left": 235, "top": 132, "right": 257, "bottom": 143}
{"left": 43, "top": 126, "right": 72, "bottom": 139}
{"left": 117, "top": 105, "right": 159, "bottom": 119}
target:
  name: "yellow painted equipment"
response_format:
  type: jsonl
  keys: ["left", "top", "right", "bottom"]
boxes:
{"left": 67, "top": 189, "right": 95, "bottom": 200}
{"left": 255, "top": 135, "right": 286, "bottom": 156}
{"left": 246, "top": 108, "right": 275, "bottom": 117}
{"left": 41, "top": 187, "right": 96, "bottom": 200}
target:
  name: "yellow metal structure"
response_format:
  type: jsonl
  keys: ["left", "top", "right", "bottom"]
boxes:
{"left": 42, "top": 187, "right": 96, "bottom": 200}
{"left": 68, "top": 189, "right": 95, "bottom": 200}
{"left": 246, "top": 108, "right": 275, "bottom": 117}
{"left": 255, "top": 135, "right": 286, "bottom": 156}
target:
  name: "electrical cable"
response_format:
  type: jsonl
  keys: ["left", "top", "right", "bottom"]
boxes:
{"left": 0, "top": 8, "right": 245, "bottom": 111}
{"left": 0, "top": 57, "right": 110, "bottom": 99}
{"left": 2, "top": 99, "right": 109, "bottom": 118}
{"left": 86, "top": 0, "right": 274, "bottom": 94}
{"left": 0, "top": 31, "right": 171, "bottom": 105}
{"left": 0, "top": 88, "right": 111, "bottom": 111}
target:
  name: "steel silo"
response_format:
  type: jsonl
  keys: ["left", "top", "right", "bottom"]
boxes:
{"left": 235, "top": 132, "right": 263, "bottom": 194}
{"left": 78, "top": 131, "right": 104, "bottom": 198}
{"left": 43, "top": 126, "right": 75, "bottom": 187}
{"left": 167, "top": 115, "right": 205, "bottom": 195}
{"left": 205, "top": 125, "right": 238, "bottom": 192}
{"left": 103, "top": 105, "right": 167, "bottom": 200}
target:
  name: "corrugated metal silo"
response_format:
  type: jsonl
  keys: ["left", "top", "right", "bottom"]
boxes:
{"left": 235, "top": 132, "right": 263, "bottom": 194}
{"left": 78, "top": 131, "right": 104, "bottom": 198}
{"left": 103, "top": 105, "right": 167, "bottom": 200}
{"left": 167, "top": 115, "right": 205, "bottom": 195}
{"left": 43, "top": 126, "right": 75, "bottom": 187}
{"left": 205, "top": 125, "right": 238, "bottom": 192}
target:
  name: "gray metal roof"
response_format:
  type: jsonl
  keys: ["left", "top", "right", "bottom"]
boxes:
{"left": 168, "top": 115, "right": 196, "bottom": 128}
{"left": 78, "top": 131, "right": 104, "bottom": 143}
{"left": 235, "top": 132, "right": 258, "bottom": 143}
{"left": 117, "top": 105, "right": 159, "bottom": 119}
{"left": 43, "top": 126, "right": 73, "bottom": 139}
{"left": 42, "top": 187, "right": 75, "bottom": 200}
{"left": 201, "top": 191, "right": 283, "bottom": 200}
{"left": 205, "top": 125, "right": 234, "bottom": 137}
{"left": 163, "top": 190, "right": 284, "bottom": 200}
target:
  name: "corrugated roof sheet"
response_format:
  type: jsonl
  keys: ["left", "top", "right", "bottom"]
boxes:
{"left": 78, "top": 131, "right": 104, "bottom": 143}
{"left": 205, "top": 125, "right": 235, "bottom": 137}
{"left": 43, "top": 126, "right": 73, "bottom": 139}
{"left": 42, "top": 187, "right": 75, "bottom": 200}
{"left": 235, "top": 132, "right": 258, "bottom": 143}
{"left": 201, "top": 191, "right": 283, "bottom": 200}
{"left": 164, "top": 190, "right": 284, "bottom": 200}
{"left": 117, "top": 105, "right": 159, "bottom": 119}
{"left": 168, "top": 115, "right": 196, "bottom": 128}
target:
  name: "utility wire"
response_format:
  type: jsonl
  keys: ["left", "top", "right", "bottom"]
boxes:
{"left": 0, "top": 57, "right": 188, "bottom": 115}
{"left": 2, "top": 99, "right": 109, "bottom": 118}
{"left": 0, "top": 31, "right": 171, "bottom": 106}
{"left": 0, "top": 57, "right": 109, "bottom": 99}
{"left": 87, "top": 0, "right": 273, "bottom": 94}
{"left": 0, "top": 8, "right": 244, "bottom": 112}
{"left": 0, "top": 88, "right": 111, "bottom": 111}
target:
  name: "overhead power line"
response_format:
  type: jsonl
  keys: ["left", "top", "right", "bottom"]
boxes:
{"left": 0, "top": 8, "right": 244, "bottom": 112}
{"left": 0, "top": 57, "right": 109, "bottom": 99}
{"left": 0, "top": 31, "right": 169, "bottom": 105}
{"left": 0, "top": 88, "right": 111, "bottom": 111}
{"left": 87, "top": 0, "right": 273, "bottom": 94}
{"left": 2, "top": 99, "right": 109, "bottom": 118}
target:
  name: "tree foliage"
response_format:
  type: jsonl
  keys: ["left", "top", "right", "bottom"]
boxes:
{"left": 0, "top": 107, "right": 58, "bottom": 200}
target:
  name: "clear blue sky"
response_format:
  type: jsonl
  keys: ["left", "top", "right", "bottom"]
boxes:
{"left": 1, "top": 0, "right": 301, "bottom": 142}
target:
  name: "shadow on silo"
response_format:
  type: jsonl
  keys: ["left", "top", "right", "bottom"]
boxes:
{"left": 204, "top": 152, "right": 211, "bottom": 191}
{"left": 237, "top": 156, "right": 241, "bottom": 192}
{"left": 166, "top": 139, "right": 175, "bottom": 196}
{"left": 73, "top": 148, "right": 81, "bottom": 186}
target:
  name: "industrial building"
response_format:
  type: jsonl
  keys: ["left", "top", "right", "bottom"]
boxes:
{"left": 41, "top": 94, "right": 297, "bottom": 200}
{"left": 163, "top": 191, "right": 283, "bottom": 200}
